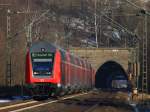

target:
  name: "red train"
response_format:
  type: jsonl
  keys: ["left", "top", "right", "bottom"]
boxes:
{"left": 26, "top": 41, "right": 95, "bottom": 98}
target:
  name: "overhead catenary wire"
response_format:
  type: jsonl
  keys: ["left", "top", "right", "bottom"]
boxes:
{"left": 101, "top": 16, "right": 135, "bottom": 45}
{"left": 94, "top": 1, "right": 138, "bottom": 38}
{"left": 97, "top": 11, "right": 138, "bottom": 40}
{"left": 124, "top": 0, "right": 143, "bottom": 9}
{"left": 102, "top": 16, "right": 126, "bottom": 32}
{"left": 79, "top": 0, "right": 139, "bottom": 46}
{"left": 103, "top": 15, "right": 135, "bottom": 36}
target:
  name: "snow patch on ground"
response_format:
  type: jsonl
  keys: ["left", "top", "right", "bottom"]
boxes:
{"left": 0, "top": 99, "right": 11, "bottom": 103}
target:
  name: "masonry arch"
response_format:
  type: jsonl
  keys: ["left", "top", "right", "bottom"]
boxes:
{"left": 95, "top": 60, "right": 131, "bottom": 90}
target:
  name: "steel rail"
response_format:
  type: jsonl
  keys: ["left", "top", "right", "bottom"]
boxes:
{"left": 10, "top": 92, "right": 89, "bottom": 112}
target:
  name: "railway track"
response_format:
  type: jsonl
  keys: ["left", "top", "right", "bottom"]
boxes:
{"left": 78, "top": 91, "right": 134, "bottom": 112}
{"left": 83, "top": 98, "right": 134, "bottom": 112}
{"left": 0, "top": 92, "right": 89, "bottom": 112}
{"left": 0, "top": 91, "right": 136, "bottom": 112}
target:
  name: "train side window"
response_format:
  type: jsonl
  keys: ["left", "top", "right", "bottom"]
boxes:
{"left": 87, "top": 62, "right": 90, "bottom": 70}
{"left": 87, "top": 63, "right": 90, "bottom": 70}
{"left": 79, "top": 59, "right": 82, "bottom": 67}
{"left": 76, "top": 58, "right": 80, "bottom": 66}
{"left": 70, "top": 55, "right": 75, "bottom": 65}
{"left": 84, "top": 61, "right": 87, "bottom": 69}
{"left": 81, "top": 60, "right": 85, "bottom": 68}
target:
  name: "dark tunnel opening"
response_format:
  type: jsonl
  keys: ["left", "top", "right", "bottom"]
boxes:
{"left": 95, "top": 61, "right": 131, "bottom": 91}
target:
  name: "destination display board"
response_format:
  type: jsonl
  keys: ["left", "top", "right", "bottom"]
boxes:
{"left": 31, "top": 52, "right": 55, "bottom": 77}
{"left": 31, "top": 52, "right": 53, "bottom": 59}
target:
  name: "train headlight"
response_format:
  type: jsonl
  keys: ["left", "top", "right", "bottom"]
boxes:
{"left": 57, "top": 83, "right": 61, "bottom": 87}
{"left": 41, "top": 48, "right": 45, "bottom": 52}
{"left": 33, "top": 72, "right": 38, "bottom": 74}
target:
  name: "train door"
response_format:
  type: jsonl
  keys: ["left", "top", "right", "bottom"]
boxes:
{"left": 60, "top": 50, "right": 66, "bottom": 86}
{"left": 70, "top": 55, "right": 75, "bottom": 87}
{"left": 83, "top": 61, "right": 86, "bottom": 88}
{"left": 74, "top": 57, "right": 77, "bottom": 87}
{"left": 66, "top": 51, "right": 70, "bottom": 87}
{"left": 81, "top": 60, "right": 84, "bottom": 88}
{"left": 76, "top": 58, "right": 81, "bottom": 88}
{"left": 79, "top": 60, "right": 82, "bottom": 87}
{"left": 85, "top": 61, "right": 88, "bottom": 89}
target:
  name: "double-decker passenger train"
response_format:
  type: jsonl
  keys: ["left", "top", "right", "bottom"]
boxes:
{"left": 26, "top": 41, "right": 95, "bottom": 98}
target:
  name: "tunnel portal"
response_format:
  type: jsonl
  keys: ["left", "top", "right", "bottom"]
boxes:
{"left": 95, "top": 61, "right": 130, "bottom": 90}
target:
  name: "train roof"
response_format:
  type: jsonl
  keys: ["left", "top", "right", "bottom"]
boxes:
{"left": 30, "top": 41, "right": 57, "bottom": 52}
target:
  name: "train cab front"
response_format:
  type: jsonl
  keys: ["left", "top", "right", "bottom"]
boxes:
{"left": 25, "top": 41, "right": 61, "bottom": 98}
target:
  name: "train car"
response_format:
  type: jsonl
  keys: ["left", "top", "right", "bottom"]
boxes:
{"left": 26, "top": 41, "right": 95, "bottom": 98}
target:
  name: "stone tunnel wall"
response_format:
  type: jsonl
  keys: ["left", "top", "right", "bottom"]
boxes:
{"left": 70, "top": 48, "right": 136, "bottom": 73}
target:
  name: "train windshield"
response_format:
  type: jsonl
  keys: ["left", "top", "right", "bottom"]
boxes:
{"left": 31, "top": 52, "right": 54, "bottom": 77}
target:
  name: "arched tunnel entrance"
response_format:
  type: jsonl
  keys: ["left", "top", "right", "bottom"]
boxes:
{"left": 95, "top": 61, "right": 131, "bottom": 91}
